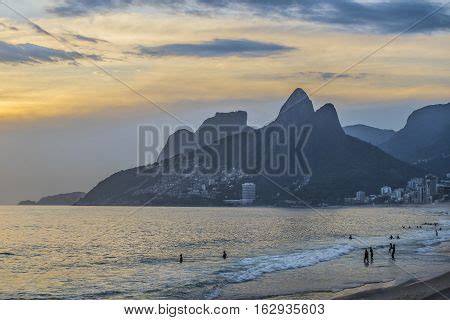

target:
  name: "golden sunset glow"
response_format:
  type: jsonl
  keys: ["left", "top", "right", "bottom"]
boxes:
{"left": 1, "top": 8, "right": 449, "bottom": 122}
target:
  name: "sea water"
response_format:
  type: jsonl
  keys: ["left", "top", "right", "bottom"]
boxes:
{"left": 0, "top": 205, "right": 449, "bottom": 299}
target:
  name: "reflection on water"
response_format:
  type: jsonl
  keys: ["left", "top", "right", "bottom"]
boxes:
{"left": 0, "top": 205, "right": 449, "bottom": 299}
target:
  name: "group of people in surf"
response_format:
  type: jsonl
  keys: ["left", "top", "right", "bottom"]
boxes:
{"left": 179, "top": 250, "right": 228, "bottom": 263}
{"left": 349, "top": 220, "right": 443, "bottom": 264}
{"left": 348, "top": 234, "right": 396, "bottom": 264}
{"left": 363, "top": 247, "right": 374, "bottom": 264}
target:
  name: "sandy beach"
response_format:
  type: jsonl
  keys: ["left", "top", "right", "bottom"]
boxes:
{"left": 338, "top": 272, "right": 450, "bottom": 300}
{"left": 272, "top": 272, "right": 450, "bottom": 300}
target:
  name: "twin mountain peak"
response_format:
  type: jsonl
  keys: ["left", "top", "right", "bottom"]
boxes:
{"left": 159, "top": 88, "right": 342, "bottom": 161}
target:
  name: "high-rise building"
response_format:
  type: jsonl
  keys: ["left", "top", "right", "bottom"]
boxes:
{"left": 415, "top": 186, "right": 425, "bottom": 204}
{"left": 356, "top": 191, "right": 366, "bottom": 203}
{"left": 407, "top": 178, "right": 423, "bottom": 191}
{"left": 242, "top": 183, "right": 256, "bottom": 204}
{"left": 392, "top": 188, "right": 403, "bottom": 201}
{"left": 425, "top": 174, "right": 439, "bottom": 196}
{"left": 380, "top": 186, "right": 392, "bottom": 195}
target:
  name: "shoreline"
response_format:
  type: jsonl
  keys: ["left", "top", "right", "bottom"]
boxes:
{"left": 338, "top": 271, "right": 450, "bottom": 300}
{"left": 273, "top": 272, "right": 450, "bottom": 300}
{"left": 8, "top": 203, "right": 450, "bottom": 211}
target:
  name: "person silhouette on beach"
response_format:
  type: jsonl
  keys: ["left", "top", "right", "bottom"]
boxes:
{"left": 369, "top": 247, "right": 374, "bottom": 262}
{"left": 179, "top": 254, "right": 183, "bottom": 264}
{"left": 389, "top": 235, "right": 394, "bottom": 240}
{"left": 349, "top": 235, "right": 353, "bottom": 240}
{"left": 222, "top": 251, "right": 228, "bottom": 259}
{"left": 364, "top": 249, "right": 369, "bottom": 264}
{"left": 396, "top": 235, "right": 400, "bottom": 239}
{"left": 391, "top": 244, "right": 396, "bottom": 259}
{"left": 389, "top": 243, "right": 393, "bottom": 253}
{"left": 436, "top": 229, "right": 439, "bottom": 236}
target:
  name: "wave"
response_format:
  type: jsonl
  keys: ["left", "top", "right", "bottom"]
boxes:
{"left": 414, "top": 218, "right": 450, "bottom": 254}
{"left": 220, "top": 244, "right": 355, "bottom": 283}
{"left": 78, "top": 290, "right": 125, "bottom": 299}
{"left": 0, "top": 252, "right": 14, "bottom": 256}
{"left": 204, "top": 287, "right": 222, "bottom": 300}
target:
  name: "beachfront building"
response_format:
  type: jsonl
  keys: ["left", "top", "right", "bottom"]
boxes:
{"left": 242, "top": 183, "right": 256, "bottom": 205}
{"left": 380, "top": 186, "right": 392, "bottom": 196}
{"left": 425, "top": 174, "right": 439, "bottom": 196}
{"left": 392, "top": 188, "right": 403, "bottom": 202}
{"left": 355, "top": 191, "right": 366, "bottom": 203}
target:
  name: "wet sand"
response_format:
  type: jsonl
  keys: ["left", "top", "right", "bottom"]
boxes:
{"left": 338, "top": 271, "right": 450, "bottom": 300}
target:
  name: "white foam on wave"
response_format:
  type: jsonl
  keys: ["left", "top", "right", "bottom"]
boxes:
{"left": 220, "top": 244, "right": 355, "bottom": 283}
{"left": 204, "top": 287, "right": 222, "bottom": 300}
{"left": 415, "top": 218, "right": 450, "bottom": 254}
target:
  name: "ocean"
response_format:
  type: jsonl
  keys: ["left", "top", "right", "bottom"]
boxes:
{"left": 0, "top": 205, "right": 449, "bottom": 299}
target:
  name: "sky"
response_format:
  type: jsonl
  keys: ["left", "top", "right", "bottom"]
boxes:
{"left": 0, "top": 0, "right": 449, "bottom": 204}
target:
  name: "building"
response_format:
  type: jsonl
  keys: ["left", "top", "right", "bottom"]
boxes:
{"left": 414, "top": 186, "right": 425, "bottom": 204}
{"left": 407, "top": 178, "right": 423, "bottom": 191}
{"left": 380, "top": 186, "right": 392, "bottom": 196}
{"left": 355, "top": 191, "right": 366, "bottom": 203}
{"left": 392, "top": 188, "right": 403, "bottom": 202}
{"left": 425, "top": 174, "right": 438, "bottom": 196}
{"left": 242, "top": 183, "right": 256, "bottom": 204}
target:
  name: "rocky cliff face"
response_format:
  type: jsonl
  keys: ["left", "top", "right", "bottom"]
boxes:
{"left": 157, "top": 111, "right": 248, "bottom": 162}
{"left": 273, "top": 88, "right": 314, "bottom": 125}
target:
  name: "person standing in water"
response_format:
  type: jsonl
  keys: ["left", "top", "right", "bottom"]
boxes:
{"left": 179, "top": 254, "right": 183, "bottom": 264}
{"left": 391, "top": 244, "right": 396, "bottom": 259}
{"left": 364, "top": 249, "right": 369, "bottom": 264}
{"left": 222, "top": 251, "right": 228, "bottom": 259}
{"left": 349, "top": 235, "right": 353, "bottom": 240}
{"left": 389, "top": 243, "right": 393, "bottom": 253}
{"left": 369, "top": 247, "right": 374, "bottom": 262}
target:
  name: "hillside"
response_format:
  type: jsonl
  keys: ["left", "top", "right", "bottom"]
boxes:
{"left": 78, "top": 89, "right": 423, "bottom": 206}
{"left": 343, "top": 124, "right": 395, "bottom": 146}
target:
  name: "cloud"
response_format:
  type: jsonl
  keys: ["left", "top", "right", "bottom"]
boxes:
{"left": 0, "top": 41, "right": 102, "bottom": 64}
{"left": 48, "top": 0, "right": 138, "bottom": 16}
{"left": 71, "top": 33, "right": 109, "bottom": 44}
{"left": 30, "top": 23, "right": 52, "bottom": 36}
{"left": 47, "top": 0, "right": 450, "bottom": 34}
{"left": 137, "top": 38, "right": 294, "bottom": 57}
{"left": 0, "top": 22, "right": 19, "bottom": 31}
{"left": 299, "top": 72, "right": 369, "bottom": 81}
{"left": 240, "top": 71, "right": 370, "bottom": 81}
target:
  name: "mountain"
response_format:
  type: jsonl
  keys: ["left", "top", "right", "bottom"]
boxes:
{"left": 78, "top": 88, "right": 423, "bottom": 206}
{"left": 19, "top": 192, "right": 86, "bottom": 206}
{"left": 379, "top": 103, "right": 450, "bottom": 176}
{"left": 18, "top": 200, "right": 36, "bottom": 205}
{"left": 158, "top": 111, "right": 248, "bottom": 162}
{"left": 273, "top": 88, "right": 314, "bottom": 124}
{"left": 343, "top": 124, "right": 395, "bottom": 146}
{"left": 157, "top": 128, "right": 195, "bottom": 162}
